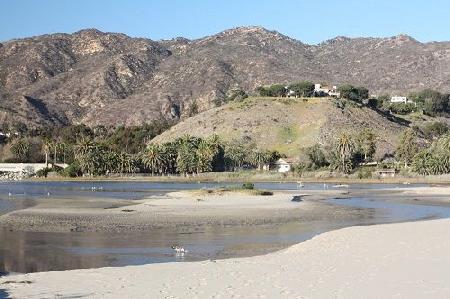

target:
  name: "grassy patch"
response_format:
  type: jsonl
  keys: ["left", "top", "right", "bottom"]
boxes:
{"left": 278, "top": 126, "right": 299, "bottom": 144}
{"left": 194, "top": 185, "right": 273, "bottom": 196}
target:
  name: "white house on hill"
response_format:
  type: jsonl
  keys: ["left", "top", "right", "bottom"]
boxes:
{"left": 314, "top": 84, "right": 340, "bottom": 97}
{"left": 390, "top": 96, "right": 414, "bottom": 104}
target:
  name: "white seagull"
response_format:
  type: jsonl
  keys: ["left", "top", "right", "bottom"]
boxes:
{"left": 171, "top": 246, "right": 187, "bottom": 254}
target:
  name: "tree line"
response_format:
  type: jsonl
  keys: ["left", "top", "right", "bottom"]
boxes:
{"left": 295, "top": 128, "right": 377, "bottom": 174}
{"left": 4, "top": 122, "right": 450, "bottom": 177}
{"left": 2, "top": 123, "right": 284, "bottom": 176}
{"left": 255, "top": 81, "right": 369, "bottom": 102}
{"left": 70, "top": 135, "right": 282, "bottom": 177}
{"left": 254, "top": 81, "right": 450, "bottom": 117}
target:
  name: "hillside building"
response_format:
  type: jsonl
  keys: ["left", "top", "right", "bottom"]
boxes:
{"left": 275, "top": 158, "right": 292, "bottom": 173}
{"left": 390, "top": 96, "right": 414, "bottom": 104}
{"left": 314, "top": 84, "right": 340, "bottom": 97}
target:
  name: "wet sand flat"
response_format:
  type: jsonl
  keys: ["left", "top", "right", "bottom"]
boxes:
{"left": 3, "top": 218, "right": 450, "bottom": 298}
{"left": 0, "top": 190, "right": 368, "bottom": 233}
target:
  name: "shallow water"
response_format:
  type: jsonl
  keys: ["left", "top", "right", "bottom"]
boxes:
{"left": 0, "top": 181, "right": 447, "bottom": 274}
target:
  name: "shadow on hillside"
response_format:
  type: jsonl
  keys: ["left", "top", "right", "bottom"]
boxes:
{"left": 371, "top": 107, "right": 411, "bottom": 126}
{"left": 24, "top": 95, "right": 50, "bottom": 117}
{"left": 23, "top": 95, "right": 68, "bottom": 125}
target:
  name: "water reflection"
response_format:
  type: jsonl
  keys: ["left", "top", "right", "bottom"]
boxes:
{"left": 0, "top": 181, "right": 446, "bottom": 274}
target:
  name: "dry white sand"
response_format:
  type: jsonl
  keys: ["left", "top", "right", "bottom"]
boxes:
{"left": 2, "top": 218, "right": 450, "bottom": 298}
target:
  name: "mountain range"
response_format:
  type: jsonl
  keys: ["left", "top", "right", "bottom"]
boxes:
{"left": 1, "top": 26, "right": 450, "bottom": 127}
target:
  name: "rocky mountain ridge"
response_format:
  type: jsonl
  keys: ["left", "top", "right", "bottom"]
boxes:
{"left": 1, "top": 26, "right": 450, "bottom": 127}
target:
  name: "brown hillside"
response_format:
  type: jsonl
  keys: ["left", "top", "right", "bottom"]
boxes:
{"left": 151, "top": 98, "right": 406, "bottom": 159}
{"left": 1, "top": 26, "right": 450, "bottom": 127}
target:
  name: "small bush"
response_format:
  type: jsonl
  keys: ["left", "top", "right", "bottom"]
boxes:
{"left": 36, "top": 167, "right": 52, "bottom": 178}
{"left": 387, "top": 103, "right": 416, "bottom": 115}
{"left": 242, "top": 182, "right": 254, "bottom": 190}
{"left": 62, "top": 163, "right": 82, "bottom": 177}
{"left": 253, "top": 190, "right": 273, "bottom": 196}
{"left": 356, "top": 167, "right": 373, "bottom": 179}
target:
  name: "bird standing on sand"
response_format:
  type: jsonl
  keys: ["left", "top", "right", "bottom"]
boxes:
{"left": 171, "top": 246, "right": 187, "bottom": 254}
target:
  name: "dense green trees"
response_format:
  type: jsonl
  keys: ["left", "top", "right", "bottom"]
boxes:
{"left": 73, "top": 139, "right": 137, "bottom": 176}
{"left": 338, "top": 85, "right": 369, "bottom": 102}
{"left": 140, "top": 135, "right": 283, "bottom": 176}
{"left": 224, "top": 139, "right": 248, "bottom": 170}
{"left": 409, "top": 89, "right": 449, "bottom": 116}
{"left": 395, "top": 129, "right": 419, "bottom": 167}
{"left": 300, "top": 130, "right": 377, "bottom": 174}
{"left": 355, "top": 128, "right": 376, "bottom": 162}
{"left": 288, "top": 81, "right": 315, "bottom": 97}
{"left": 387, "top": 102, "right": 417, "bottom": 115}
{"left": 412, "top": 134, "right": 450, "bottom": 175}
{"left": 141, "top": 135, "right": 224, "bottom": 176}
{"left": 304, "top": 144, "right": 328, "bottom": 170}
{"left": 255, "top": 81, "right": 374, "bottom": 103}
{"left": 225, "top": 88, "right": 248, "bottom": 102}
{"left": 256, "top": 84, "right": 287, "bottom": 97}
{"left": 10, "top": 138, "right": 30, "bottom": 162}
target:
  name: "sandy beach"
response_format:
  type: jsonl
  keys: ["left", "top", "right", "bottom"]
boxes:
{"left": 1, "top": 218, "right": 449, "bottom": 298}
{"left": 0, "top": 189, "right": 363, "bottom": 233}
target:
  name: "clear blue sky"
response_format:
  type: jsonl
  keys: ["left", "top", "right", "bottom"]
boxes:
{"left": 1, "top": 0, "right": 449, "bottom": 44}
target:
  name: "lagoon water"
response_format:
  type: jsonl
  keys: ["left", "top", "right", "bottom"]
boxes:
{"left": 0, "top": 181, "right": 449, "bottom": 274}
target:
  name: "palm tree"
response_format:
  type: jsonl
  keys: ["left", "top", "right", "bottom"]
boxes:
{"left": 160, "top": 142, "right": 177, "bottom": 174}
{"left": 42, "top": 138, "right": 52, "bottom": 167}
{"left": 336, "top": 133, "right": 354, "bottom": 173}
{"left": 118, "top": 152, "right": 133, "bottom": 174}
{"left": 74, "top": 138, "right": 98, "bottom": 176}
{"left": 196, "top": 139, "right": 214, "bottom": 173}
{"left": 251, "top": 150, "right": 269, "bottom": 171}
{"left": 59, "top": 142, "right": 69, "bottom": 164}
{"left": 224, "top": 140, "right": 246, "bottom": 171}
{"left": 176, "top": 136, "right": 197, "bottom": 176}
{"left": 143, "top": 144, "right": 163, "bottom": 175}
{"left": 103, "top": 150, "right": 119, "bottom": 174}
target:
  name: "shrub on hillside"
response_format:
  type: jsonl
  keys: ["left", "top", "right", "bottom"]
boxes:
{"left": 387, "top": 103, "right": 416, "bottom": 115}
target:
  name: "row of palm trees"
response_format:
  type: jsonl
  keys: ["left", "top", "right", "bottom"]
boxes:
{"left": 69, "top": 132, "right": 378, "bottom": 177}
{"left": 42, "top": 138, "right": 71, "bottom": 166}
{"left": 70, "top": 134, "right": 283, "bottom": 177}
{"left": 142, "top": 135, "right": 225, "bottom": 176}
{"left": 33, "top": 133, "right": 283, "bottom": 177}
{"left": 73, "top": 139, "right": 135, "bottom": 176}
